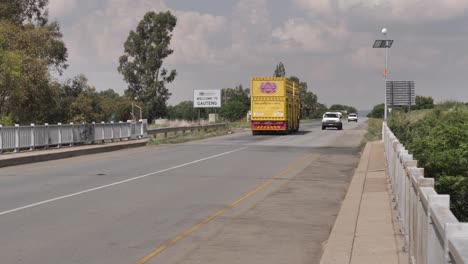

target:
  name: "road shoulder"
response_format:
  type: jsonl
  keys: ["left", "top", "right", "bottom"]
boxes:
{"left": 0, "top": 139, "right": 148, "bottom": 168}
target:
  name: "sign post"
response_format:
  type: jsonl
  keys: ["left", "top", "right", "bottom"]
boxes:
{"left": 193, "top": 90, "right": 222, "bottom": 125}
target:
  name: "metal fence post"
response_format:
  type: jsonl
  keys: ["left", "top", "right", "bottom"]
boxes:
{"left": 138, "top": 119, "right": 142, "bottom": 138}
{"left": 69, "top": 122, "right": 74, "bottom": 146}
{"left": 0, "top": 125, "right": 3, "bottom": 153}
{"left": 58, "top": 123, "right": 62, "bottom": 148}
{"left": 110, "top": 121, "right": 114, "bottom": 141}
{"left": 139, "top": 119, "right": 147, "bottom": 138}
{"left": 126, "top": 120, "right": 131, "bottom": 139}
{"left": 128, "top": 120, "right": 136, "bottom": 140}
{"left": 91, "top": 122, "right": 96, "bottom": 143}
{"left": 45, "top": 123, "right": 49, "bottom": 149}
{"left": 81, "top": 122, "right": 86, "bottom": 144}
{"left": 101, "top": 121, "right": 105, "bottom": 142}
{"left": 14, "top": 124, "right": 19, "bottom": 152}
{"left": 30, "top": 123, "right": 35, "bottom": 150}
{"left": 119, "top": 121, "right": 123, "bottom": 140}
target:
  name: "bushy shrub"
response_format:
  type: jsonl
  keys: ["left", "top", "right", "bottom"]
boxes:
{"left": 219, "top": 101, "right": 248, "bottom": 122}
{"left": 367, "top": 103, "right": 384, "bottom": 118}
{"left": 436, "top": 176, "right": 468, "bottom": 222}
{"left": 0, "top": 115, "right": 13, "bottom": 126}
{"left": 389, "top": 104, "right": 468, "bottom": 220}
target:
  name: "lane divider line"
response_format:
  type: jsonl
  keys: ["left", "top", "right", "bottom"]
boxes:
{"left": 0, "top": 147, "right": 248, "bottom": 217}
{"left": 136, "top": 153, "right": 313, "bottom": 264}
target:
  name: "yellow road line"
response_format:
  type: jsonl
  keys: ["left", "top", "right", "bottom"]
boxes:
{"left": 136, "top": 153, "right": 313, "bottom": 264}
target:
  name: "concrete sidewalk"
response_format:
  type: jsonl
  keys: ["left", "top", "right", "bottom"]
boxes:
{"left": 320, "top": 141, "right": 408, "bottom": 264}
{"left": 0, "top": 139, "right": 148, "bottom": 168}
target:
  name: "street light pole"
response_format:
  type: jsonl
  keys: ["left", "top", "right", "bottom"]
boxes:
{"left": 374, "top": 29, "right": 393, "bottom": 121}
{"left": 383, "top": 28, "right": 388, "bottom": 121}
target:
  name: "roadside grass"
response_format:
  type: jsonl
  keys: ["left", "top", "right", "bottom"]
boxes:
{"left": 385, "top": 108, "right": 431, "bottom": 123}
{"left": 148, "top": 128, "right": 232, "bottom": 145}
{"left": 360, "top": 118, "right": 383, "bottom": 150}
{"left": 228, "top": 120, "right": 250, "bottom": 130}
{"left": 365, "top": 118, "right": 383, "bottom": 141}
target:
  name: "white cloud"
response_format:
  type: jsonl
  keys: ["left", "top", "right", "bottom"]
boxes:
{"left": 293, "top": 0, "right": 334, "bottom": 15}
{"left": 64, "top": 0, "right": 167, "bottom": 64}
{"left": 62, "top": 0, "right": 229, "bottom": 67}
{"left": 294, "top": 0, "right": 468, "bottom": 21}
{"left": 167, "top": 12, "right": 227, "bottom": 65}
{"left": 227, "top": 0, "right": 275, "bottom": 64}
{"left": 272, "top": 18, "right": 350, "bottom": 53}
{"left": 348, "top": 47, "right": 383, "bottom": 69}
{"left": 54, "top": 0, "right": 468, "bottom": 109}
{"left": 48, "top": 0, "right": 78, "bottom": 18}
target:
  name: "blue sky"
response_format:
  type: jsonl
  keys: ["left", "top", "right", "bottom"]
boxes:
{"left": 48, "top": 0, "right": 468, "bottom": 110}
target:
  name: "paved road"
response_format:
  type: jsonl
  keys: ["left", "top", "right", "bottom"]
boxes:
{"left": 0, "top": 119, "right": 367, "bottom": 264}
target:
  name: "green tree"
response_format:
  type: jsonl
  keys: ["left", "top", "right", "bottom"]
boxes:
{"left": 329, "top": 104, "right": 357, "bottom": 114}
{"left": 289, "top": 76, "right": 318, "bottom": 118}
{"left": 367, "top": 103, "right": 384, "bottom": 119}
{"left": 167, "top": 101, "right": 198, "bottom": 120}
{"left": 0, "top": 34, "right": 21, "bottom": 117}
{"left": 69, "top": 87, "right": 103, "bottom": 123}
{"left": 51, "top": 74, "right": 91, "bottom": 122}
{"left": 311, "top": 103, "right": 328, "bottom": 118}
{"left": 274, "top": 62, "right": 286, "bottom": 77}
{"left": 221, "top": 85, "right": 249, "bottom": 106}
{"left": 302, "top": 92, "right": 318, "bottom": 117}
{"left": 0, "top": 18, "right": 68, "bottom": 124}
{"left": 99, "top": 89, "right": 120, "bottom": 99}
{"left": 62, "top": 74, "right": 88, "bottom": 97}
{"left": 118, "top": 11, "right": 177, "bottom": 122}
{"left": 220, "top": 85, "right": 250, "bottom": 121}
{"left": 219, "top": 101, "right": 247, "bottom": 121}
{"left": 0, "top": 0, "right": 49, "bottom": 25}
{"left": 414, "top": 95, "right": 434, "bottom": 110}
{"left": 99, "top": 89, "right": 132, "bottom": 122}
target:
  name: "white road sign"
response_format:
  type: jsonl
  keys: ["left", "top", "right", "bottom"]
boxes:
{"left": 193, "top": 90, "right": 221, "bottom": 108}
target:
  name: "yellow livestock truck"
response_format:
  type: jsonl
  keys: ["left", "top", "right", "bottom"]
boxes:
{"left": 250, "top": 77, "right": 300, "bottom": 135}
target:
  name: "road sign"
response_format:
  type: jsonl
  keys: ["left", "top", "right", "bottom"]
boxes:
{"left": 193, "top": 90, "right": 221, "bottom": 108}
{"left": 386, "top": 81, "right": 415, "bottom": 106}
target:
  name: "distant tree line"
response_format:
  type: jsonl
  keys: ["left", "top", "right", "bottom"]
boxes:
{"left": 166, "top": 62, "right": 360, "bottom": 122}
{"left": 367, "top": 95, "right": 435, "bottom": 119}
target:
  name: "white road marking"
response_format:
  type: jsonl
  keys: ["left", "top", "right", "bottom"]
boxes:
{"left": 0, "top": 147, "right": 248, "bottom": 217}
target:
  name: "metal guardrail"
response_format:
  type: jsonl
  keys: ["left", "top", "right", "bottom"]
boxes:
{"left": 0, "top": 120, "right": 147, "bottom": 153}
{"left": 147, "top": 123, "right": 227, "bottom": 138}
{"left": 383, "top": 122, "right": 468, "bottom": 264}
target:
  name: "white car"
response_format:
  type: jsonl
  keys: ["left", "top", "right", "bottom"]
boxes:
{"left": 348, "top": 113, "right": 358, "bottom": 122}
{"left": 322, "top": 112, "right": 343, "bottom": 130}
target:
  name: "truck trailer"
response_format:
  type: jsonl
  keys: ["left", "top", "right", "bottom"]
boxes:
{"left": 250, "top": 77, "right": 300, "bottom": 135}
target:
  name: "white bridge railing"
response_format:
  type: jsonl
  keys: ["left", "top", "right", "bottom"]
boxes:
{"left": 0, "top": 120, "right": 147, "bottom": 153}
{"left": 383, "top": 122, "right": 468, "bottom": 264}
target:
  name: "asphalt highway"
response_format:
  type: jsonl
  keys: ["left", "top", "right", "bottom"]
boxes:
{"left": 0, "top": 119, "right": 367, "bottom": 264}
